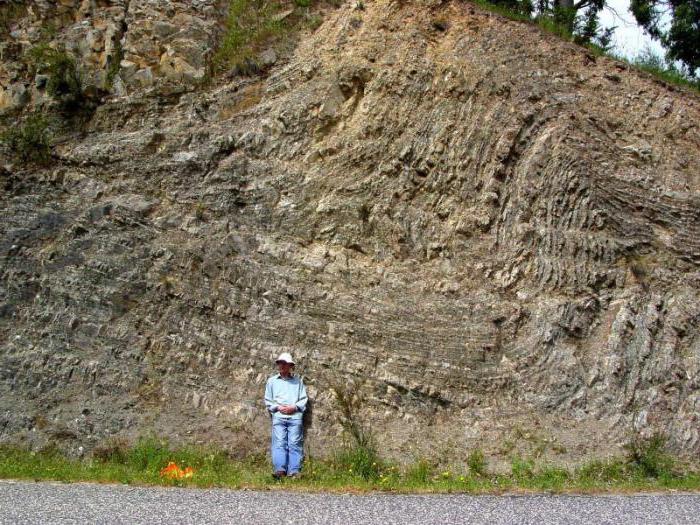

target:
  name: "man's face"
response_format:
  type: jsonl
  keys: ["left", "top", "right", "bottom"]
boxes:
{"left": 277, "top": 361, "right": 292, "bottom": 376}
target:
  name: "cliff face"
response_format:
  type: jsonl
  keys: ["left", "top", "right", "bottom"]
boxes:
{"left": 1, "top": 0, "right": 699, "bottom": 467}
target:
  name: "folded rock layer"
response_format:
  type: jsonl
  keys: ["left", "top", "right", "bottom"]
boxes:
{"left": 1, "top": 0, "right": 699, "bottom": 466}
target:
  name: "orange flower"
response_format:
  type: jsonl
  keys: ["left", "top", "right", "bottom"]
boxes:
{"left": 160, "top": 461, "right": 195, "bottom": 479}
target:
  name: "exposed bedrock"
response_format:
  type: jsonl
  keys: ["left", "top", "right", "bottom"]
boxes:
{"left": 1, "top": 0, "right": 699, "bottom": 467}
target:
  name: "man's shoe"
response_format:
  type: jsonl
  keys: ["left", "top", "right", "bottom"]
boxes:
{"left": 273, "top": 471, "right": 286, "bottom": 480}
{"left": 288, "top": 472, "right": 302, "bottom": 480}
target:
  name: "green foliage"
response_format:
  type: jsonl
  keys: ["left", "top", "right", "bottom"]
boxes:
{"left": 576, "top": 458, "right": 630, "bottom": 483}
{"left": 629, "top": 46, "right": 700, "bottom": 91}
{"left": 624, "top": 432, "right": 675, "bottom": 478}
{"left": 489, "top": 0, "right": 534, "bottom": 16}
{"left": 26, "top": 44, "right": 85, "bottom": 111}
{"left": 511, "top": 456, "right": 535, "bottom": 481}
{"left": 467, "top": 449, "right": 487, "bottom": 475}
{"left": 334, "top": 443, "right": 382, "bottom": 481}
{"left": 212, "top": 0, "right": 287, "bottom": 75}
{"left": 630, "top": 0, "right": 699, "bottom": 75}
{"left": 574, "top": 6, "right": 615, "bottom": 51}
{"left": 470, "top": 0, "right": 532, "bottom": 22}
{"left": 0, "top": 112, "right": 52, "bottom": 163}
{"left": 404, "top": 458, "right": 433, "bottom": 484}
{"left": 106, "top": 37, "right": 124, "bottom": 90}
{"left": 330, "top": 380, "right": 373, "bottom": 449}
{"left": 124, "top": 436, "right": 172, "bottom": 471}
{"left": 471, "top": 0, "right": 698, "bottom": 91}
{"left": 0, "top": 437, "right": 699, "bottom": 493}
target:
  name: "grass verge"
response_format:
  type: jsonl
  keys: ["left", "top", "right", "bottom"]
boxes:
{"left": 1, "top": 436, "right": 698, "bottom": 494}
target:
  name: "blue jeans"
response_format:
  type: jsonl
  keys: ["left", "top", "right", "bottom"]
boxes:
{"left": 271, "top": 417, "right": 304, "bottom": 474}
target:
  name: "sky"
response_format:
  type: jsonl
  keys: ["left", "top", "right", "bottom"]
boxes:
{"left": 598, "top": 0, "right": 666, "bottom": 59}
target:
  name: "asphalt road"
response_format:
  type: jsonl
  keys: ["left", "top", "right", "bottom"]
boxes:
{"left": 0, "top": 479, "right": 699, "bottom": 524}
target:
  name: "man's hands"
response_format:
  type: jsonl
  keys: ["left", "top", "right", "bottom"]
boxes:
{"left": 278, "top": 404, "right": 297, "bottom": 415}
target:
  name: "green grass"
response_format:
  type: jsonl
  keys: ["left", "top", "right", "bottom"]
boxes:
{"left": 212, "top": 0, "right": 289, "bottom": 75}
{"left": 1, "top": 436, "right": 698, "bottom": 494}
{"left": 618, "top": 52, "right": 700, "bottom": 92}
{"left": 211, "top": 0, "right": 341, "bottom": 77}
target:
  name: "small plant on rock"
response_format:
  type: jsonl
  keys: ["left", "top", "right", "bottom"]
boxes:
{"left": 0, "top": 112, "right": 52, "bottom": 163}
{"left": 26, "top": 43, "right": 85, "bottom": 112}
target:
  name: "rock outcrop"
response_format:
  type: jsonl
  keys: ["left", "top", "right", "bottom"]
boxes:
{"left": 1, "top": 0, "right": 699, "bottom": 468}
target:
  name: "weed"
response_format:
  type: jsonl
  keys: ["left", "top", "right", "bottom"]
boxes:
{"left": 126, "top": 435, "right": 172, "bottom": 471}
{"left": 334, "top": 441, "right": 382, "bottom": 480}
{"left": 625, "top": 46, "right": 700, "bottom": 92}
{"left": 105, "top": 37, "right": 124, "bottom": 90}
{"left": 0, "top": 112, "right": 52, "bottom": 163}
{"left": 576, "top": 458, "right": 629, "bottom": 483}
{"left": 306, "top": 13, "right": 323, "bottom": 30}
{"left": 467, "top": 448, "right": 487, "bottom": 475}
{"left": 330, "top": 379, "right": 372, "bottom": 449}
{"left": 194, "top": 201, "right": 207, "bottom": 221}
{"left": 26, "top": 44, "right": 85, "bottom": 111}
{"left": 92, "top": 437, "right": 130, "bottom": 464}
{"left": 511, "top": 456, "right": 535, "bottom": 481}
{"left": 212, "top": 0, "right": 287, "bottom": 75}
{"left": 624, "top": 432, "right": 675, "bottom": 478}
{"left": 404, "top": 458, "right": 433, "bottom": 484}
{"left": 532, "top": 465, "right": 570, "bottom": 489}
{"left": 0, "top": 438, "right": 698, "bottom": 492}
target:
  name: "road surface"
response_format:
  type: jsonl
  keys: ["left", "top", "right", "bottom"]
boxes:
{"left": 0, "top": 479, "right": 698, "bottom": 524}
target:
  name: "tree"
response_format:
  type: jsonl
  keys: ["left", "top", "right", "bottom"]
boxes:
{"left": 533, "top": 0, "right": 614, "bottom": 47}
{"left": 548, "top": 0, "right": 605, "bottom": 33}
{"left": 630, "top": 0, "right": 700, "bottom": 76}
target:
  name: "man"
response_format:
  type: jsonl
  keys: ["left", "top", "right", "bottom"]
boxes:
{"left": 264, "top": 352, "right": 308, "bottom": 479}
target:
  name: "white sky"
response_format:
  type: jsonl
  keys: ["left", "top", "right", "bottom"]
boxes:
{"left": 598, "top": 0, "right": 666, "bottom": 59}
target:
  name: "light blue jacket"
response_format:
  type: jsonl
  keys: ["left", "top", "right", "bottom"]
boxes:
{"left": 264, "top": 373, "right": 308, "bottom": 420}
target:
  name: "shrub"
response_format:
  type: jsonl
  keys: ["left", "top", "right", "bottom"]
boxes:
{"left": 330, "top": 380, "right": 373, "bottom": 449}
{"left": 467, "top": 448, "right": 487, "bottom": 475}
{"left": 624, "top": 432, "right": 675, "bottom": 478}
{"left": 212, "top": 0, "right": 286, "bottom": 75}
{"left": 0, "top": 113, "right": 52, "bottom": 163}
{"left": 26, "top": 44, "right": 85, "bottom": 111}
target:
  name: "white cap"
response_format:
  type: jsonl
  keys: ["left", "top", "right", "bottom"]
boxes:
{"left": 275, "top": 352, "right": 295, "bottom": 365}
